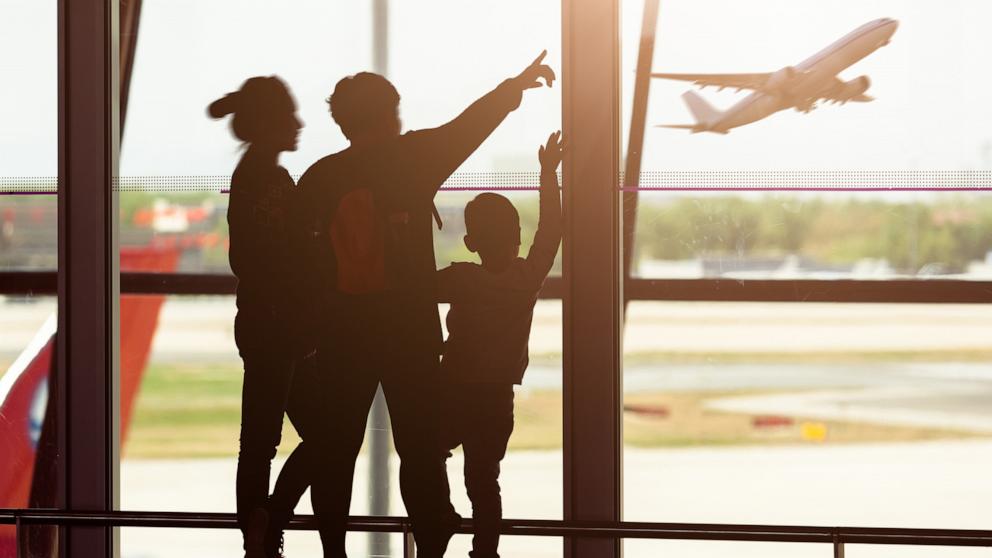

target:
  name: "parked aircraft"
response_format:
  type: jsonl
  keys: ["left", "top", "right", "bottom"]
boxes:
{"left": 655, "top": 18, "right": 899, "bottom": 134}
{"left": 0, "top": 247, "right": 179, "bottom": 554}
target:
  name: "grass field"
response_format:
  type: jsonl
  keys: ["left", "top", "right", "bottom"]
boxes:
{"left": 122, "top": 362, "right": 981, "bottom": 459}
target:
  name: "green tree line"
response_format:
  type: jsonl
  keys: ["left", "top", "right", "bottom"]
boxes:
{"left": 633, "top": 196, "right": 992, "bottom": 273}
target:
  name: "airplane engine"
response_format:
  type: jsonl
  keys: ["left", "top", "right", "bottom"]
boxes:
{"left": 763, "top": 66, "right": 800, "bottom": 94}
{"left": 833, "top": 75, "right": 871, "bottom": 101}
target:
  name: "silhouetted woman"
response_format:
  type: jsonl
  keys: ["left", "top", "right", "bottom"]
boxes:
{"left": 209, "top": 76, "right": 307, "bottom": 558}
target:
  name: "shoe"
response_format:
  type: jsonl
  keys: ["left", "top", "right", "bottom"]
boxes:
{"left": 264, "top": 532, "right": 285, "bottom": 558}
{"left": 263, "top": 500, "right": 287, "bottom": 558}
{"left": 244, "top": 506, "right": 270, "bottom": 558}
{"left": 438, "top": 509, "right": 463, "bottom": 556}
{"left": 414, "top": 510, "right": 462, "bottom": 558}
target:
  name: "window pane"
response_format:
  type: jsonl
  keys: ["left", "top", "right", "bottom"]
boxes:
{"left": 122, "top": 527, "right": 407, "bottom": 558}
{"left": 0, "top": 1, "right": 57, "bottom": 271}
{"left": 622, "top": 0, "right": 990, "bottom": 170}
{"left": 844, "top": 544, "right": 990, "bottom": 558}
{"left": 122, "top": 1, "right": 559, "bottom": 178}
{"left": 0, "top": 295, "right": 59, "bottom": 555}
{"left": 1, "top": 2, "right": 59, "bottom": 555}
{"left": 622, "top": 1, "right": 992, "bottom": 279}
{"left": 120, "top": 3, "right": 563, "bottom": 551}
{"left": 631, "top": 192, "right": 992, "bottom": 280}
{"left": 625, "top": 540, "right": 825, "bottom": 558}
{"left": 621, "top": 1, "right": 992, "bottom": 534}
{"left": 448, "top": 534, "right": 560, "bottom": 558}
{"left": 119, "top": 295, "right": 563, "bottom": 504}
{"left": 623, "top": 301, "right": 992, "bottom": 529}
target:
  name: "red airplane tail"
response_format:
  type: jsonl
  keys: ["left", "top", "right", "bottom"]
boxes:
{"left": 0, "top": 246, "right": 180, "bottom": 555}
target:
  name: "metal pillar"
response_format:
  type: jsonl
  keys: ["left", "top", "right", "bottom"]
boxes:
{"left": 57, "top": 0, "right": 120, "bottom": 557}
{"left": 120, "top": 0, "right": 144, "bottom": 138}
{"left": 368, "top": 1, "right": 393, "bottom": 556}
{"left": 622, "top": 0, "right": 660, "bottom": 298}
{"left": 561, "top": 0, "right": 623, "bottom": 557}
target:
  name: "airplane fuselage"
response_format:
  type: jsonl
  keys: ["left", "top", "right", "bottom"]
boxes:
{"left": 707, "top": 18, "right": 898, "bottom": 133}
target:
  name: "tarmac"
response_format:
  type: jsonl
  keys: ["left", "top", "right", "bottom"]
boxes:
{"left": 120, "top": 439, "right": 992, "bottom": 558}
{"left": 6, "top": 299, "right": 992, "bottom": 556}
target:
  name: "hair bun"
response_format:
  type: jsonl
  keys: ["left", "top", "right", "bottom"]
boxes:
{"left": 207, "top": 92, "right": 239, "bottom": 118}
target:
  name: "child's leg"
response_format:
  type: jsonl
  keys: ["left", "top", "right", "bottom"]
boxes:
{"left": 461, "top": 384, "right": 514, "bottom": 558}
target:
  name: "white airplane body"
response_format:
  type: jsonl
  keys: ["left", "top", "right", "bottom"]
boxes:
{"left": 655, "top": 18, "right": 899, "bottom": 134}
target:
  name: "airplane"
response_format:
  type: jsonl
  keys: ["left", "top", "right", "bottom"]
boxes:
{"left": 654, "top": 18, "right": 899, "bottom": 134}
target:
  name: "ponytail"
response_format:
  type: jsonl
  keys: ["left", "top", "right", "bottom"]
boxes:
{"left": 207, "top": 76, "right": 292, "bottom": 144}
{"left": 207, "top": 92, "right": 240, "bottom": 119}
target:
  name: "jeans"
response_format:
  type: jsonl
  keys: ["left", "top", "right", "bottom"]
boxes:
{"left": 265, "top": 355, "right": 320, "bottom": 548}
{"left": 307, "top": 311, "right": 459, "bottom": 558}
{"left": 442, "top": 383, "right": 515, "bottom": 558}
{"left": 234, "top": 308, "right": 297, "bottom": 546}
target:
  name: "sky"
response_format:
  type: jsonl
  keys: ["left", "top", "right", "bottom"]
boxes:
{"left": 1, "top": 0, "right": 991, "bottom": 179}
{"left": 629, "top": 0, "right": 992, "bottom": 172}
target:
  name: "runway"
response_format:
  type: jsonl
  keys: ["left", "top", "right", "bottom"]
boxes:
{"left": 4, "top": 298, "right": 992, "bottom": 364}
{"left": 121, "top": 439, "right": 992, "bottom": 558}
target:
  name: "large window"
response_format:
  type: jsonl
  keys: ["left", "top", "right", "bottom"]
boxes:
{"left": 620, "top": 1, "right": 992, "bottom": 556}
{"left": 3, "top": 1, "right": 991, "bottom": 558}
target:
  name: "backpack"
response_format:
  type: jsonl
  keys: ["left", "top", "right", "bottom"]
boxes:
{"left": 328, "top": 186, "right": 395, "bottom": 294}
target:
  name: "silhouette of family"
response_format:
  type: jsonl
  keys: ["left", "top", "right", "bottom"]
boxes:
{"left": 209, "top": 51, "right": 561, "bottom": 558}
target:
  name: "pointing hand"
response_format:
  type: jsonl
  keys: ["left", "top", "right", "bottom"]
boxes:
{"left": 514, "top": 50, "right": 556, "bottom": 90}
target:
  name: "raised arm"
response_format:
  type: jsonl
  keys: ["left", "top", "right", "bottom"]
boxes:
{"left": 524, "top": 131, "right": 563, "bottom": 282}
{"left": 405, "top": 51, "right": 556, "bottom": 195}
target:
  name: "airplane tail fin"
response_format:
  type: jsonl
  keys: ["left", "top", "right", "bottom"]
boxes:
{"left": 682, "top": 90, "right": 722, "bottom": 126}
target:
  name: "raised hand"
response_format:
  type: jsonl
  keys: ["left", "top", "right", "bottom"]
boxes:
{"left": 514, "top": 50, "right": 556, "bottom": 90}
{"left": 538, "top": 131, "right": 563, "bottom": 174}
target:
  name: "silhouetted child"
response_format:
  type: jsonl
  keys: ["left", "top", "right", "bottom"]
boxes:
{"left": 437, "top": 131, "right": 563, "bottom": 558}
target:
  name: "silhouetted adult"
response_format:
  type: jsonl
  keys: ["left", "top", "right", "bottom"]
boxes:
{"left": 296, "top": 52, "right": 555, "bottom": 558}
{"left": 209, "top": 76, "right": 311, "bottom": 558}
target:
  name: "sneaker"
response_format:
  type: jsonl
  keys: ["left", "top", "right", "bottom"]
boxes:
{"left": 264, "top": 532, "right": 286, "bottom": 558}
{"left": 438, "top": 509, "right": 463, "bottom": 555}
{"left": 263, "top": 501, "right": 287, "bottom": 558}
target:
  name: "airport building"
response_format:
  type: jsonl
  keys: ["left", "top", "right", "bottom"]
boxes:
{"left": 2, "top": 1, "right": 992, "bottom": 557}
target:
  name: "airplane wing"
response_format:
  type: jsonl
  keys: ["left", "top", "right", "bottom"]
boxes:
{"left": 818, "top": 77, "right": 874, "bottom": 103}
{"left": 652, "top": 72, "right": 771, "bottom": 91}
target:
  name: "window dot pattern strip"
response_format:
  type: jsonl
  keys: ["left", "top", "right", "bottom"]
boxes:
{"left": 2, "top": 171, "right": 992, "bottom": 194}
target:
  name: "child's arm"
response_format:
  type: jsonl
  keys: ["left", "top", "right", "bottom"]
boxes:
{"left": 524, "top": 131, "right": 563, "bottom": 283}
